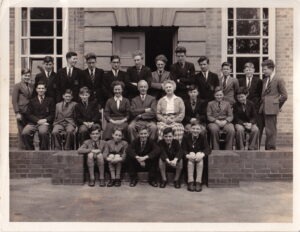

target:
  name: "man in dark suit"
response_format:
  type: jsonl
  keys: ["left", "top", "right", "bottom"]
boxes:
{"left": 22, "top": 82, "right": 55, "bottom": 150}
{"left": 128, "top": 80, "right": 157, "bottom": 142}
{"left": 126, "top": 126, "right": 160, "bottom": 187}
{"left": 34, "top": 56, "right": 58, "bottom": 102}
{"left": 170, "top": 46, "right": 195, "bottom": 100}
{"left": 126, "top": 50, "right": 152, "bottom": 99}
{"left": 233, "top": 87, "right": 259, "bottom": 150}
{"left": 193, "top": 56, "right": 219, "bottom": 106}
{"left": 102, "top": 55, "right": 128, "bottom": 104}
{"left": 56, "top": 51, "right": 89, "bottom": 102}
{"left": 84, "top": 52, "right": 105, "bottom": 107}
{"left": 259, "top": 59, "right": 288, "bottom": 150}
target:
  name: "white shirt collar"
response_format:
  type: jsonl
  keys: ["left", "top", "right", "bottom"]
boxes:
{"left": 112, "top": 69, "right": 119, "bottom": 76}
{"left": 270, "top": 72, "right": 275, "bottom": 81}
{"left": 114, "top": 96, "right": 123, "bottom": 101}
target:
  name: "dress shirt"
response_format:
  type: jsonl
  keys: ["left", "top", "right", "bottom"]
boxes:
{"left": 114, "top": 96, "right": 123, "bottom": 110}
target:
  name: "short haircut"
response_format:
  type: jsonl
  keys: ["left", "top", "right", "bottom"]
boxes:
{"left": 36, "top": 81, "right": 46, "bottom": 88}
{"left": 162, "top": 79, "right": 177, "bottom": 91}
{"left": 79, "top": 86, "right": 90, "bottom": 95}
{"left": 112, "top": 127, "right": 123, "bottom": 135}
{"left": 110, "top": 55, "right": 120, "bottom": 62}
{"left": 85, "top": 52, "right": 96, "bottom": 60}
{"left": 132, "top": 50, "right": 144, "bottom": 59}
{"left": 21, "top": 68, "right": 31, "bottom": 75}
{"left": 187, "top": 84, "right": 198, "bottom": 92}
{"left": 197, "top": 56, "right": 209, "bottom": 64}
{"left": 111, "top": 80, "right": 125, "bottom": 91}
{"left": 137, "top": 79, "right": 148, "bottom": 88}
{"left": 64, "top": 89, "right": 73, "bottom": 95}
{"left": 138, "top": 125, "right": 149, "bottom": 133}
{"left": 66, "top": 51, "right": 77, "bottom": 59}
{"left": 214, "top": 86, "right": 223, "bottom": 94}
{"left": 236, "top": 87, "right": 249, "bottom": 96}
{"left": 43, "top": 56, "right": 54, "bottom": 63}
{"left": 89, "top": 124, "right": 101, "bottom": 134}
{"left": 244, "top": 62, "right": 255, "bottom": 70}
{"left": 175, "top": 46, "right": 186, "bottom": 54}
{"left": 261, "top": 59, "right": 275, "bottom": 70}
{"left": 155, "top": 54, "right": 168, "bottom": 64}
{"left": 221, "top": 62, "right": 232, "bottom": 68}
{"left": 162, "top": 127, "right": 174, "bottom": 135}
{"left": 191, "top": 121, "right": 201, "bottom": 127}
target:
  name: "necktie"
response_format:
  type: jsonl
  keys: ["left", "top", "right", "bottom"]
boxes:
{"left": 203, "top": 72, "right": 207, "bottom": 80}
{"left": 141, "top": 141, "right": 145, "bottom": 152}
{"left": 242, "top": 103, "right": 246, "bottom": 112}
{"left": 137, "top": 67, "right": 141, "bottom": 74}
{"left": 218, "top": 102, "right": 221, "bottom": 111}
{"left": 247, "top": 77, "right": 251, "bottom": 89}
{"left": 90, "top": 69, "right": 95, "bottom": 82}
{"left": 158, "top": 71, "right": 162, "bottom": 82}
{"left": 40, "top": 96, "right": 44, "bottom": 104}
{"left": 191, "top": 100, "right": 196, "bottom": 110}
{"left": 264, "top": 77, "right": 271, "bottom": 95}
{"left": 180, "top": 63, "right": 184, "bottom": 68}
{"left": 67, "top": 68, "right": 71, "bottom": 78}
{"left": 93, "top": 141, "right": 98, "bottom": 149}
{"left": 64, "top": 102, "right": 69, "bottom": 110}
{"left": 222, "top": 76, "right": 227, "bottom": 89}
{"left": 47, "top": 71, "right": 50, "bottom": 78}
{"left": 141, "top": 95, "right": 145, "bottom": 102}
{"left": 25, "top": 83, "right": 30, "bottom": 94}
{"left": 83, "top": 101, "right": 88, "bottom": 109}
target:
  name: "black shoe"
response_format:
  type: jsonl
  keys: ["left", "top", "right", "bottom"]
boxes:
{"left": 115, "top": 179, "right": 121, "bottom": 187}
{"left": 159, "top": 180, "right": 167, "bottom": 188}
{"left": 174, "top": 180, "right": 181, "bottom": 189}
{"left": 187, "top": 182, "right": 195, "bottom": 192}
{"left": 149, "top": 181, "right": 158, "bottom": 187}
{"left": 195, "top": 182, "right": 202, "bottom": 192}
{"left": 88, "top": 179, "right": 95, "bottom": 187}
{"left": 99, "top": 179, "right": 105, "bottom": 187}
{"left": 107, "top": 179, "right": 115, "bottom": 187}
{"left": 129, "top": 179, "right": 138, "bottom": 187}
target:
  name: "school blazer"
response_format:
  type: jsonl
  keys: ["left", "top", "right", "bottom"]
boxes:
{"left": 84, "top": 68, "right": 105, "bottom": 106}
{"left": 130, "top": 94, "right": 157, "bottom": 121}
{"left": 238, "top": 76, "right": 262, "bottom": 110}
{"left": 126, "top": 138, "right": 160, "bottom": 159}
{"left": 34, "top": 70, "right": 58, "bottom": 101}
{"left": 156, "top": 96, "right": 185, "bottom": 123}
{"left": 181, "top": 133, "right": 211, "bottom": 156}
{"left": 12, "top": 81, "right": 34, "bottom": 114}
{"left": 207, "top": 100, "right": 233, "bottom": 123}
{"left": 170, "top": 62, "right": 195, "bottom": 95}
{"left": 158, "top": 139, "right": 183, "bottom": 161}
{"left": 104, "top": 97, "right": 130, "bottom": 121}
{"left": 183, "top": 98, "right": 206, "bottom": 125}
{"left": 219, "top": 76, "right": 239, "bottom": 104}
{"left": 151, "top": 70, "right": 172, "bottom": 89}
{"left": 193, "top": 71, "right": 219, "bottom": 102}
{"left": 75, "top": 99, "right": 101, "bottom": 125}
{"left": 53, "top": 101, "right": 77, "bottom": 126}
{"left": 233, "top": 100, "right": 257, "bottom": 125}
{"left": 77, "top": 139, "right": 106, "bottom": 155}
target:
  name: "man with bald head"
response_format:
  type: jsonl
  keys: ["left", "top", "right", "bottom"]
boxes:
{"left": 128, "top": 80, "right": 157, "bottom": 142}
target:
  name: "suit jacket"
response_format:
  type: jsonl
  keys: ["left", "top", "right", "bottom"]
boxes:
{"left": 56, "top": 67, "right": 89, "bottom": 102}
{"left": 84, "top": 68, "right": 105, "bottom": 107}
{"left": 126, "top": 65, "right": 152, "bottom": 99}
{"left": 24, "top": 96, "right": 55, "bottom": 124}
{"left": 238, "top": 76, "right": 262, "bottom": 111}
{"left": 75, "top": 99, "right": 101, "bottom": 125}
{"left": 156, "top": 96, "right": 185, "bottom": 123}
{"left": 103, "top": 140, "right": 128, "bottom": 160}
{"left": 130, "top": 94, "right": 157, "bottom": 121}
{"left": 149, "top": 70, "right": 172, "bottom": 99}
{"left": 127, "top": 138, "right": 160, "bottom": 159}
{"left": 78, "top": 139, "right": 106, "bottom": 154}
{"left": 207, "top": 100, "right": 233, "bottom": 123}
{"left": 183, "top": 98, "right": 206, "bottom": 125}
{"left": 181, "top": 133, "right": 211, "bottom": 156}
{"left": 233, "top": 100, "right": 257, "bottom": 125}
{"left": 12, "top": 81, "right": 34, "bottom": 114}
{"left": 53, "top": 101, "right": 77, "bottom": 126}
{"left": 193, "top": 71, "right": 219, "bottom": 103}
{"left": 259, "top": 75, "right": 288, "bottom": 115}
{"left": 104, "top": 97, "right": 130, "bottom": 121}
{"left": 102, "top": 70, "right": 128, "bottom": 103}
{"left": 34, "top": 70, "right": 58, "bottom": 101}
{"left": 158, "top": 139, "right": 183, "bottom": 161}
{"left": 170, "top": 61, "right": 195, "bottom": 99}
{"left": 219, "top": 76, "right": 239, "bottom": 104}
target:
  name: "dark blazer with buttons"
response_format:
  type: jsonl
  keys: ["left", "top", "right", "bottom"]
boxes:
{"left": 24, "top": 96, "right": 55, "bottom": 124}
{"left": 158, "top": 139, "right": 183, "bottom": 161}
{"left": 181, "top": 133, "right": 211, "bottom": 156}
{"left": 84, "top": 68, "right": 105, "bottom": 107}
{"left": 34, "top": 70, "right": 58, "bottom": 102}
{"left": 75, "top": 99, "right": 101, "bottom": 126}
{"left": 130, "top": 94, "right": 157, "bottom": 121}
{"left": 104, "top": 97, "right": 130, "bottom": 121}
{"left": 238, "top": 76, "right": 262, "bottom": 111}
{"left": 183, "top": 98, "right": 206, "bottom": 125}
{"left": 233, "top": 100, "right": 257, "bottom": 125}
{"left": 126, "top": 138, "right": 160, "bottom": 159}
{"left": 12, "top": 81, "right": 34, "bottom": 114}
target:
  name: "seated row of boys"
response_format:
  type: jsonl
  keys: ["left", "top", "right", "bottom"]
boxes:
{"left": 78, "top": 123, "right": 211, "bottom": 192}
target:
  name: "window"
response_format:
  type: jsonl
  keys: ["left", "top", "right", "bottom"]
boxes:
{"left": 222, "top": 8, "right": 275, "bottom": 79}
{"left": 18, "top": 7, "right": 67, "bottom": 78}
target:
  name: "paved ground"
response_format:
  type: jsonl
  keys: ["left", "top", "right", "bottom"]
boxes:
{"left": 10, "top": 178, "right": 292, "bottom": 222}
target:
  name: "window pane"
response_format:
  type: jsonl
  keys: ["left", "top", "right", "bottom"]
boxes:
{"left": 30, "top": 21, "right": 53, "bottom": 36}
{"left": 30, "top": 58, "right": 44, "bottom": 78}
{"left": 30, "top": 8, "right": 54, "bottom": 19}
{"left": 57, "top": 39, "right": 62, "bottom": 54}
{"left": 237, "top": 8, "right": 260, "bottom": 19}
{"left": 236, "top": 57, "right": 260, "bottom": 73}
{"left": 263, "top": 39, "right": 268, "bottom": 54}
{"left": 228, "top": 8, "right": 233, "bottom": 19}
{"left": 56, "top": 57, "right": 63, "bottom": 71}
{"left": 22, "top": 8, "right": 27, "bottom": 19}
{"left": 263, "top": 8, "right": 269, "bottom": 19}
{"left": 30, "top": 39, "right": 54, "bottom": 54}
{"left": 237, "top": 74, "right": 260, "bottom": 79}
{"left": 228, "top": 20, "right": 234, "bottom": 36}
{"left": 21, "top": 39, "right": 28, "bottom": 54}
{"left": 227, "top": 39, "right": 234, "bottom": 54}
{"left": 57, "top": 21, "right": 62, "bottom": 36}
{"left": 227, "top": 57, "right": 233, "bottom": 66}
{"left": 263, "top": 20, "right": 269, "bottom": 36}
{"left": 22, "top": 21, "right": 27, "bottom": 36}
{"left": 21, "top": 57, "right": 28, "bottom": 69}
{"left": 57, "top": 8, "right": 62, "bottom": 19}
{"left": 237, "top": 20, "right": 260, "bottom": 35}
{"left": 236, "top": 39, "right": 260, "bottom": 54}
{"left": 263, "top": 56, "right": 269, "bottom": 61}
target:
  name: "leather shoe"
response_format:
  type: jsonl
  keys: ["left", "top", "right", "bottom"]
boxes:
{"left": 159, "top": 180, "right": 167, "bottom": 188}
{"left": 88, "top": 179, "right": 95, "bottom": 187}
{"left": 174, "top": 180, "right": 181, "bottom": 189}
{"left": 187, "top": 182, "right": 195, "bottom": 192}
{"left": 195, "top": 182, "right": 202, "bottom": 192}
{"left": 149, "top": 181, "right": 158, "bottom": 187}
{"left": 107, "top": 179, "right": 115, "bottom": 187}
{"left": 115, "top": 179, "right": 121, "bottom": 187}
{"left": 129, "top": 179, "right": 138, "bottom": 187}
{"left": 99, "top": 179, "right": 105, "bottom": 187}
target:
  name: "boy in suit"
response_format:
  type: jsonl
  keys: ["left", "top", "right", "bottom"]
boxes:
{"left": 84, "top": 52, "right": 105, "bottom": 107}
{"left": 22, "top": 82, "right": 55, "bottom": 150}
{"left": 75, "top": 87, "right": 101, "bottom": 145}
{"left": 12, "top": 68, "right": 34, "bottom": 149}
{"left": 259, "top": 59, "right": 288, "bottom": 150}
{"left": 126, "top": 50, "right": 152, "bottom": 99}
{"left": 233, "top": 87, "right": 259, "bottom": 150}
{"left": 219, "top": 62, "right": 239, "bottom": 105}
{"left": 128, "top": 80, "right": 157, "bottom": 142}
{"left": 170, "top": 46, "right": 195, "bottom": 100}
{"left": 34, "top": 56, "right": 58, "bottom": 102}
{"left": 126, "top": 126, "right": 160, "bottom": 187}
{"left": 52, "top": 89, "right": 77, "bottom": 150}
{"left": 56, "top": 51, "right": 89, "bottom": 102}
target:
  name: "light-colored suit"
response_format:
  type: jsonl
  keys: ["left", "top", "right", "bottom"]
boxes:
{"left": 219, "top": 76, "right": 239, "bottom": 105}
